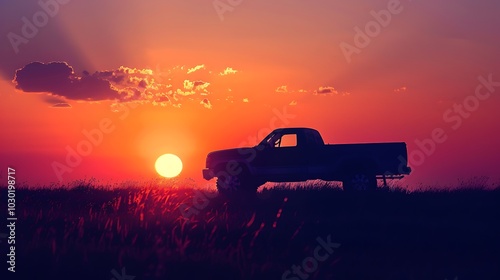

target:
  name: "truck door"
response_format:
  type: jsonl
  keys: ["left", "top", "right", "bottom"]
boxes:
{"left": 254, "top": 132, "right": 309, "bottom": 180}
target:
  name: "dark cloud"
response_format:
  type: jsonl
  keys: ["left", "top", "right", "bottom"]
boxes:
{"left": 14, "top": 62, "right": 326, "bottom": 109}
{"left": 12, "top": 62, "right": 213, "bottom": 107}
{"left": 13, "top": 62, "right": 122, "bottom": 101}
{"left": 314, "top": 86, "right": 351, "bottom": 96}
{"left": 92, "top": 69, "right": 126, "bottom": 85}
{"left": 155, "top": 94, "right": 170, "bottom": 102}
{"left": 51, "top": 103, "right": 72, "bottom": 108}
{"left": 315, "top": 86, "right": 338, "bottom": 95}
{"left": 193, "top": 80, "right": 208, "bottom": 87}
{"left": 138, "top": 79, "right": 148, "bottom": 89}
{"left": 200, "top": 98, "right": 212, "bottom": 109}
{"left": 120, "top": 88, "right": 143, "bottom": 101}
{"left": 14, "top": 62, "right": 72, "bottom": 93}
{"left": 43, "top": 95, "right": 67, "bottom": 105}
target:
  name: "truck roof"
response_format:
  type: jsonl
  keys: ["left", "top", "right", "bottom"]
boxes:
{"left": 272, "top": 127, "right": 320, "bottom": 134}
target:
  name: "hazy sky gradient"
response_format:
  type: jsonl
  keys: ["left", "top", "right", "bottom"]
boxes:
{"left": 1, "top": 0, "right": 499, "bottom": 187}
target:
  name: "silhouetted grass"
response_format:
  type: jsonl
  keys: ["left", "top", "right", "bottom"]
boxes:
{"left": 3, "top": 181, "right": 500, "bottom": 280}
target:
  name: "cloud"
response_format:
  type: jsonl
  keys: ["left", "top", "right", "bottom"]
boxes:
{"left": 153, "top": 92, "right": 171, "bottom": 103}
{"left": 14, "top": 61, "right": 354, "bottom": 110}
{"left": 14, "top": 62, "right": 182, "bottom": 105}
{"left": 200, "top": 98, "right": 212, "bottom": 109}
{"left": 187, "top": 64, "right": 205, "bottom": 74}
{"left": 177, "top": 79, "right": 210, "bottom": 96}
{"left": 151, "top": 92, "right": 171, "bottom": 107}
{"left": 314, "top": 86, "right": 339, "bottom": 95}
{"left": 43, "top": 95, "right": 67, "bottom": 104}
{"left": 182, "top": 80, "right": 196, "bottom": 91}
{"left": 93, "top": 66, "right": 158, "bottom": 93}
{"left": 394, "top": 86, "right": 408, "bottom": 93}
{"left": 43, "top": 95, "right": 72, "bottom": 108}
{"left": 219, "top": 67, "right": 238, "bottom": 76}
{"left": 14, "top": 62, "right": 122, "bottom": 101}
{"left": 176, "top": 88, "right": 195, "bottom": 96}
{"left": 276, "top": 85, "right": 288, "bottom": 93}
{"left": 51, "top": 103, "right": 71, "bottom": 108}
{"left": 193, "top": 80, "right": 210, "bottom": 91}
{"left": 183, "top": 80, "right": 209, "bottom": 90}
{"left": 313, "top": 86, "right": 351, "bottom": 96}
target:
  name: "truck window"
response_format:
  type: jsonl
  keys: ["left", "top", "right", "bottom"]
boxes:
{"left": 276, "top": 134, "right": 297, "bottom": 148}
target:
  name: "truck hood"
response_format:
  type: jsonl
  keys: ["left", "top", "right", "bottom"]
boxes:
{"left": 206, "top": 147, "right": 253, "bottom": 168}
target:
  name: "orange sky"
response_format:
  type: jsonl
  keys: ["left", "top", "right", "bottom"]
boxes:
{"left": 1, "top": 0, "right": 499, "bottom": 187}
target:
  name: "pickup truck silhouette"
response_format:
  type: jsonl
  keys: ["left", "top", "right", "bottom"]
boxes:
{"left": 202, "top": 127, "right": 411, "bottom": 193}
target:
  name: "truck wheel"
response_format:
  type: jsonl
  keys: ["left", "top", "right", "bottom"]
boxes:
{"left": 216, "top": 174, "right": 241, "bottom": 193}
{"left": 343, "top": 172, "right": 377, "bottom": 191}
{"left": 216, "top": 173, "right": 261, "bottom": 195}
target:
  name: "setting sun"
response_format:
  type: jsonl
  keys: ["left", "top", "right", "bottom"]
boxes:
{"left": 155, "top": 154, "right": 183, "bottom": 178}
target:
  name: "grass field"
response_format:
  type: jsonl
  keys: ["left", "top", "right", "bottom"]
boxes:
{"left": 3, "top": 180, "right": 500, "bottom": 280}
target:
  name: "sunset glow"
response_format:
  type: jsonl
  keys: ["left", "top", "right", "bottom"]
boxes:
{"left": 2, "top": 2, "right": 500, "bottom": 279}
{"left": 0, "top": 0, "right": 499, "bottom": 188}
